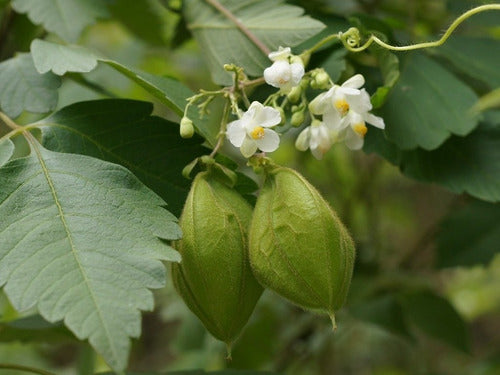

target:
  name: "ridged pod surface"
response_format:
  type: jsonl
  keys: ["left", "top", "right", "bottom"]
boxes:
{"left": 172, "top": 170, "right": 263, "bottom": 346}
{"left": 248, "top": 166, "right": 355, "bottom": 323}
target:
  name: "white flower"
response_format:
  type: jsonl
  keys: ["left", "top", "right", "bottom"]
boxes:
{"left": 226, "top": 101, "right": 281, "bottom": 158}
{"left": 309, "top": 74, "right": 385, "bottom": 150}
{"left": 295, "top": 120, "right": 332, "bottom": 160}
{"left": 264, "top": 46, "right": 304, "bottom": 93}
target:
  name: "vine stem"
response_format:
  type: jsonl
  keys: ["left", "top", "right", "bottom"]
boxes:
{"left": 0, "top": 364, "right": 58, "bottom": 375}
{"left": 209, "top": 100, "right": 231, "bottom": 158}
{"left": 302, "top": 33, "right": 340, "bottom": 56}
{"left": 345, "top": 4, "right": 500, "bottom": 52}
{"left": 203, "top": 0, "right": 271, "bottom": 55}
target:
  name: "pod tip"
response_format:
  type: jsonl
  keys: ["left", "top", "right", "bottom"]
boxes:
{"left": 329, "top": 312, "right": 337, "bottom": 331}
{"left": 225, "top": 342, "right": 233, "bottom": 361}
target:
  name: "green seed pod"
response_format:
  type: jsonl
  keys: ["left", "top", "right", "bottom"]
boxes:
{"left": 172, "top": 170, "right": 263, "bottom": 349}
{"left": 249, "top": 165, "right": 355, "bottom": 327}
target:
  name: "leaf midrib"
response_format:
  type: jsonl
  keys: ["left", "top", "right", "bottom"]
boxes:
{"left": 29, "top": 139, "right": 119, "bottom": 364}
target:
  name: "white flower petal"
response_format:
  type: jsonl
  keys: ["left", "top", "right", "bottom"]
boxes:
{"left": 323, "top": 109, "right": 343, "bottom": 130}
{"left": 226, "top": 120, "right": 246, "bottom": 147}
{"left": 342, "top": 74, "right": 365, "bottom": 89}
{"left": 290, "top": 63, "right": 305, "bottom": 85}
{"left": 295, "top": 127, "right": 310, "bottom": 151}
{"left": 311, "top": 146, "right": 325, "bottom": 160}
{"left": 363, "top": 112, "right": 385, "bottom": 129}
{"left": 253, "top": 105, "right": 282, "bottom": 128}
{"left": 240, "top": 137, "right": 258, "bottom": 158}
{"left": 344, "top": 128, "right": 364, "bottom": 150}
{"left": 256, "top": 129, "right": 280, "bottom": 152}
{"left": 347, "top": 89, "right": 372, "bottom": 113}
{"left": 309, "top": 88, "right": 334, "bottom": 114}
{"left": 264, "top": 60, "right": 291, "bottom": 88}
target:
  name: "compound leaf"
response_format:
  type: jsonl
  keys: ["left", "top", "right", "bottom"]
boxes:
{"left": 30, "top": 40, "right": 214, "bottom": 143}
{"left": 0, "top": 141, "right": 181, "bottom": 370}
{"left": 37, "top": 99, "right": 206, "bottom": 216}
{"left": 11, "top": 0, "right": 108, "bottom": 42}
{"left": 31, "top": 39, "right": 100, "bottom": 75}
{"left": 364, "top": 121, "right": 500, "bottom": 202}
{"left": 380, "top": 53, "right": 479, "bottom": 150}
{"left": 0, "top": 53, "right": 61, "bottom": 118}
{"left": 0, "top": 139, "right": 15, "bottom": 167}
{"left": 183, "top": 0, "right": 325, "bottom": 85}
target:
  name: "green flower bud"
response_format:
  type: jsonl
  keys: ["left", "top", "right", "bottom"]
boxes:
{"left": 290, "top": 110, "right": 305, "bottom": 127}
{"left": 172, "top": 171, "right": 263, "bottom": 348}
{"left": 180, "top": 116, "right": 194, "bottom": 138}
{"left": 287, "top": 86, "right": 302, "bottom": 104}
{"left": 249, "top": 166, "right": 355, "bottom": 327}
{"left": 314, "top": 71, "right": 330, "bottom": 89}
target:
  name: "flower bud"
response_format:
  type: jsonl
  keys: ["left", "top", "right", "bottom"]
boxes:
{"left": 249, "top": 166, "right": 355, "bottom": 327}
{"left": 290, "top": 110, "right": 305, "bottom": 127}
{"left": 172, "top": 170, "right": 263, "bottom": 347}
{"left": 180, "top": 116, "right": 194, "bottom": 138}
{"left": 295, "top": 128, "right": 310, "bottom": 151}
{"left": 313, "top": 71, "right": 330, "bottom": 89}
{"left": 287, "top": 86, "right": 302, "bottom": 104}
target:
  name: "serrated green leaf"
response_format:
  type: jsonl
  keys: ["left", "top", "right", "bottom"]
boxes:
{"left": 399, "top": 290, "right": 470, "bottom": 352}
{"left": 437, "top": 200, "right": 500, "bottom": 268}
{"left": 364, "top": 122, "right": 500, "bottom": 202}
{"left": 0, "top": 139, "right": 15, "bottom": 167}
{"left": 436, "top": 36, "right": 500, "bottom": 89}
{"left": 381, "top": 53, "right": 479, "bottom": 150}
{"left": 36, "top": 99, "right": 206, "bottom": 216}
{"left": 184, "top": 0, "right": 325, "bottom": 85}
{"left": 0, "top": 314, "right": 73, "bottom": 343}
{"left": 0, "top": 142, "right": 181, "bottom": 370}
{"left": 11, "top": 0, "right": 108, "bottom": 42}
{"left": 31, "top": 39, "right": 99, "bottom": 75}
{"left": 0, "top": 53, "right": 61, "bottom": 118}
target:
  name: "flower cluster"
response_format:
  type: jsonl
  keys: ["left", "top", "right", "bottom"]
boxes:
{"left": 302, "top": 74, "right": 385, "bottom": 158}
{"left": 225, "top": 47, "right": 384, "bottom": 160}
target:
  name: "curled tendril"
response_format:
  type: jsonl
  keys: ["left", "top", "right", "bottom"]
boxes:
{"left": 338, "top": 4, "right": 500, "bottom": 53}
{"left": 339, "top": 27, "right": 361, "bottom": 49}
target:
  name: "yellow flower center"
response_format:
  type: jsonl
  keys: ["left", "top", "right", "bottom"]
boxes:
{"left": 353, "top": 123, "right": 368, "bottom": 137}
{"left": 334, "top": 99, "right": 350, "bottom": 116}
{"left": 250, "top": 126, "right": 265, "bottom": 140}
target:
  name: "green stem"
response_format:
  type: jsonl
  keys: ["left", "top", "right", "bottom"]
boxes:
{"left": 209, "top": 99, "right": 231, "bottom": 158}
{"left": 344, "top": 4, "right": 500, "bottom": 52}
{"left": 302, "top": 33, "right": 340, "bottom": 56}
{"left": 0, "top": 364, "right": 57, "bottom": 375}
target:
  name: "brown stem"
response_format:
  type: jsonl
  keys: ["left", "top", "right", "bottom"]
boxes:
{"left": 203, "top": 0, "right": 271, "bottom": 55}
